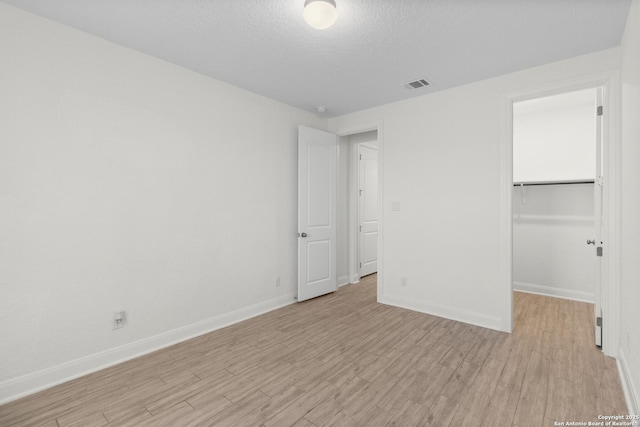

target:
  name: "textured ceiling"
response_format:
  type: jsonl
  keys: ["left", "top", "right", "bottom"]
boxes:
{"left": 1, "top": 0, "right": 631, "bottom": 117}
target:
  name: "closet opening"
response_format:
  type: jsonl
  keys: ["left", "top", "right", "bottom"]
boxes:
{"left": 511, "top": 87, "right": 603, "bottom": 347}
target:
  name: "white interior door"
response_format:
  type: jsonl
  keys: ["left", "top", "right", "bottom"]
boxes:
{"left": 298, "top": 125, "right": 337, "bottom": 302}
{"left": 593, "top": 88, "right": 604, "bottom": 347}
{"left": 358, "top": 144, "right": 378, "bottom": 276}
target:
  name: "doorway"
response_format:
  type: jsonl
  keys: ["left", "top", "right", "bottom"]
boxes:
{"left": 511, "top": 87, "right": 603, "bottom": 346}
{"left": 336, "top": 129, "right": 379, "bottom": 287}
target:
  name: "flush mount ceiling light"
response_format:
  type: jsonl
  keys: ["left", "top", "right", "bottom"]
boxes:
{"left": 303, "top": 0, "right": 337, "bottom": 30}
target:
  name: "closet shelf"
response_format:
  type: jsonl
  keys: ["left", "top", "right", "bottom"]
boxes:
{"left": 512, "top": 179, "right": 595, "bottom": 187}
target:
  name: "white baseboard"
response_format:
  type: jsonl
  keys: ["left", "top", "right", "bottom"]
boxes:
{"left": 350, "top": 273, "right": 360, "bottom": 284}
{"left": 380, "top": 293, "right": 504, "bottom": 332}
{"left": 513, "top": 281, "right": 594, "bottom": 303}
{"left": 618, "top": 348, "right": 640, "bottom": 415}
{"left": 338, "top": 275, "right": 350, "bottom": 287}
{"left": 0, "top": 293, "right": 296, "bottom": 405}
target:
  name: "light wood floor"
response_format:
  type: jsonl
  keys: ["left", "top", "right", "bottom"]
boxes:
{"left": 0, "top": 274, "right": 628, "bottom": 427}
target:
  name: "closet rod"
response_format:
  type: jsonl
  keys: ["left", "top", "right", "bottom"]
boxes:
{"left": 512, "top": 179, "right": 595, "bottom": 187}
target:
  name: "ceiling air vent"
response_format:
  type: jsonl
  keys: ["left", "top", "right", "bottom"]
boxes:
{"left": 403, "top": 79, "right": 431, "bottom": 90}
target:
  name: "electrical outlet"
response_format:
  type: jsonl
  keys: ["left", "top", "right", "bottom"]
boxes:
{"left": 401, "top": 277, "right": 407, "bottom": 287}
{"left": 275, "top": 276, "right": 281, "bottom": 287}
{"left": 113, "top": 311, "right": 127, "bottom": 330}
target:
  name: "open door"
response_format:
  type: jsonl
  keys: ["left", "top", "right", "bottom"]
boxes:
{"left": 593, "top": 88, "right": 604, "bottom": 347}
{"left": 298, "top": 125, "right": 337, "bottom": 302}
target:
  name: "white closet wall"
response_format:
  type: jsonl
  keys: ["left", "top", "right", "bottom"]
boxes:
{"left": 513, "top": 89, "right": 596, "bottom": 183}
{"left": 513, "top": 184, "right": 595, "bottom": 301}
{"left": 513, "top": 89, "right": 597, "bottom": 302}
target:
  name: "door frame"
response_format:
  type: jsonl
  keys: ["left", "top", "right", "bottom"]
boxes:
{"left": 500, "top": 71, "right": 621, "bottom": 357}
{"left": 335, "top": 122, "right": 384, "bottom": 302}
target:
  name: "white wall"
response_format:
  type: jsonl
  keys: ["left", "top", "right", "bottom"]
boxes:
{"left": 0, "top": 4, "right": 326, "bottom": 403}
{"left": 619, "top": 0, "right": 640, "bottom": 415}
{"left": 329, "top": 48, "right": 620, "bottom": 332}
{"left": 513, "top": 90, "right": 597, "bottom": 183}
{"left": 512, "top": 184, "right": 594, "bottom": 302}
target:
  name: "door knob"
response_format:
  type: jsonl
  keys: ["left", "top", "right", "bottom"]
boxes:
{"left": 587, "top": 239, "right": 596, "bottom": 245}
{"left": 300, "top": 232, "right": 308, "bottom": 238}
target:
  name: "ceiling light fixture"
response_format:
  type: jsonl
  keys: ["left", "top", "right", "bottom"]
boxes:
{"left": 303, "top": 0, "right": 337, "bottom": 30}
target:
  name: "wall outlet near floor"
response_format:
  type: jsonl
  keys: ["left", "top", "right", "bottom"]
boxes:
{"left": 400, "top": 277, "right": 407, "bottom": 287}
{"left": 275, "top": 276, "right": 281, "bottom": 287}
{"left": 113, "top": 311, "right": 127, "bottom": 330}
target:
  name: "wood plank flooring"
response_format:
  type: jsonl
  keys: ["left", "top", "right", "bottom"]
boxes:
{"left": 0, "top": 274, "right": 628, "bottom": 426}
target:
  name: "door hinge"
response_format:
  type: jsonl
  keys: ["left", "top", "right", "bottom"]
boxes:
{"left": 596, "top": 316, "right": 602, "bottom": 327}
{"left": 597, "top": 246, "right": 603, "bottom": 257}
{"left": 359, "top": 225, "right": 362, "bottom": 232}
{"left": 359, "top": 154, "right": 362, "bottom": 160}
{"left": 359, "top": 262, "right": 362, "bottom": 268}
{"left": 597, "top": 105, "right": 603, "bottom": 116}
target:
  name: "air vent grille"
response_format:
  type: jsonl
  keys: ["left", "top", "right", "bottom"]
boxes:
{"left": 403, "top": 79, "right": 431, "bottom": 90}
